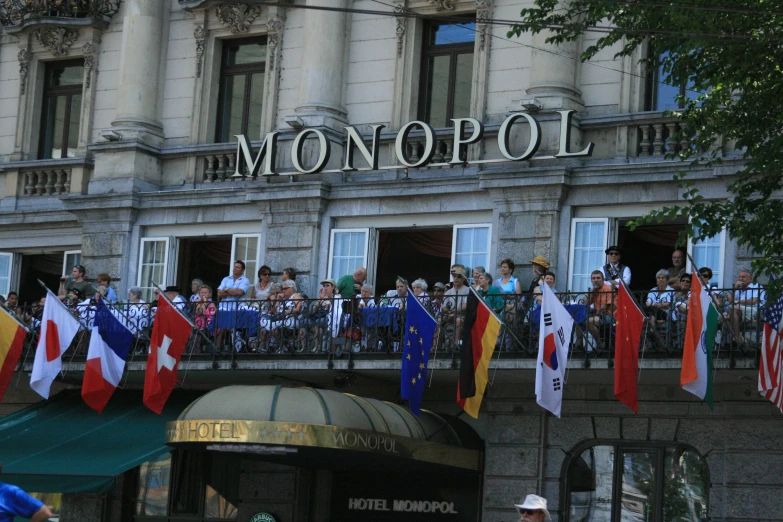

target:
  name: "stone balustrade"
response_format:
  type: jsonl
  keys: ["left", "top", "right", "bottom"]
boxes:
{"left": 405, "top": 134, "right": 455, "bottom": 165}
{"left": 201, "top": 151, "right": 238, "bottom": 183}
{"left": 21, "top": 168, "right": 72, "bottom": 197}
{"left": 636, "top": 119, "right": 688, "bottom": 156}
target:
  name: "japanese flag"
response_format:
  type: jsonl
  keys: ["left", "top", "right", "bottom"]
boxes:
{"left": 535, "top": 283, "right": 574, "bottom": 417}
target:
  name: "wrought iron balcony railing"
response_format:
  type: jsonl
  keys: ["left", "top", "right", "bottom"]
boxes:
{"left": 11, "top": 287, "right": 766, "bottom": 371}
{"left": 0, "top": 0, "right": 120, "bottom": 30}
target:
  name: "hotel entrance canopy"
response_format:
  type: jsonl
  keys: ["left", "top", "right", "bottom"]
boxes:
{"left": 167, "top": 385, "right": 483, "bottom": 472}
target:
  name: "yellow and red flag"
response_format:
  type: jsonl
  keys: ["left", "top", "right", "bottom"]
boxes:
{"left": 0, "top": 307, "right": 27, "bottom": 403}
{"left": 457, "top": 290, "right": 501, "bottom": 418}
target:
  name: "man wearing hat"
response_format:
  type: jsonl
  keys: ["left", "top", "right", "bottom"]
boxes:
{"left": 527, "top": 256, "right": 550, "bottom": 294}
{"left": 599, "top": 246, "right": 631, "bottom": 288}
{"left": 164, "top": 286, "right": 188, "bottom": 311}
{"left": 515, "top": 494, "right": 551, "bottom": 522}
{"left": 442, "top": 266, "right": 470, "bottom": 342}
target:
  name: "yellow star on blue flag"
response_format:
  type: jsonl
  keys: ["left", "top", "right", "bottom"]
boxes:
{"left": 400, "top": 291, "right": 437, "bottom": 415}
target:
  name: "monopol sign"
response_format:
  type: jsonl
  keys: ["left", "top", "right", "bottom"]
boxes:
{"left": 235, "top": 110, "right": 594, "bottom": 176}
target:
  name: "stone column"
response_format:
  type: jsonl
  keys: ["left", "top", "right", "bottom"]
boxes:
{"left": 525, "top": 29, "right": 583, "bottom": 111}
{"left": 111, "top": 0, "right": 168, "bottom": 141}
{"left": 294, "top": 0, "right": 349, "bottom": 130}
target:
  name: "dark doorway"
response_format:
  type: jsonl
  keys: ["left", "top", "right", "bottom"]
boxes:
{"left": 18, "top": 253, "right": 62, "bottom": 304}
{"left": 176, "top": 237, "right": 232, "bottom": 300}
{"left": 375, "top": 229, "right": 452, "bottom": 294}
{"left": 617, "top": 220, "right": 686, "bottom": 292}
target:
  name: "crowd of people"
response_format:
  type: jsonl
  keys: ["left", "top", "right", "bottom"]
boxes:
{"left": 0, "top": 247, "right": 768, "bottom": 356}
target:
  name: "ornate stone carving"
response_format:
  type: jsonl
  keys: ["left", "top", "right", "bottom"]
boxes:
{"left": 83, "top": 40, "right": 99, "bottom": 88}
{"left": 194, "top": 25, "right": 206, "bottom": 78}
{"left": 0, "top": 0, "right": 120, "bottom": 30}
{"left": 394, "top": 4, "right": 406, "bottom": 57}
{"left": 216, "top": 4, "right": 262, "bottom": 33}
{"left": 266, "top": 18, "right": 283, "bottom": 71}
{"left": 34, "top": 27, "right": 79, "bottom": 56}
{"left": 430, "top": 0, "right": 454, "bottom": 10}
{"left": 18, "top": 49, "right": 29, "bottom": 95}
{"left": 475, "top": 0, "right": 492, "bottom": 51}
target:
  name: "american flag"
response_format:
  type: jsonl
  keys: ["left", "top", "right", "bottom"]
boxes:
{"left": 760, "top": 289, "right": 783, "bottom": 414}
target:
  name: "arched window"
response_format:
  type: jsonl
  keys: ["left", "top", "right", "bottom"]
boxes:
{"left": 565, "top": 443, "right": 709, "bottom": 522}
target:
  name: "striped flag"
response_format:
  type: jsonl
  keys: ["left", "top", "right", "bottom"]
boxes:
{"left": 759, "top": 287, "right": 783, "bottom": 414}
{"left": 457, "top": 290, "right": 501, "bottom": 418}
{"left": 681, "top": 272, "right": 718, "bottom": 409}
{"left": 535, "top": 282, "right": 574, "bottom": 417}
{"left": 82, "top": 299, "right": 133, "bottom": 413}
{"left": 0, "top": 307, "right": 27, "bottom": 404}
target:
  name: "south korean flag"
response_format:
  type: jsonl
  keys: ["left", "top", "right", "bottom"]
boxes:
{"left": 535, "top": 283, "right": 574, "bottom": 417}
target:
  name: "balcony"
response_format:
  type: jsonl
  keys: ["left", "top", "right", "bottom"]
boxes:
{"left": 13, "top": 289, "right": 764, "bottom": 375}
{"left": 0, "top": 0, "right": 120, "bottom": 33}
{"left": 0, "top": 157, "right": 92, "bottom": 199}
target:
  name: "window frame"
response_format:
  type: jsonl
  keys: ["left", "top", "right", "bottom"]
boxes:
{"left": 417, "top": 18, "right": 476, "bottom": 128}
{"left": 0, "top": 252, "right": 14, "bottom": 298}
{"left": 328, "top": 228, "right": 370, "bottom": 282}
{"left": 645, "top": 50, "right": 699, "bottom": 111}
{"left": 687, "top": 225, "right": 726, "bottom": 287}
{"left": 451, "top": 223, "right": 491, "bottom": 282}
{"left": 137, "top": 238, "right": 171, "bottom": 302}
{"left": 229, "top": 233, "right": 262, "bottom": 282}
{"left": 214, "top": 36, "right": 268, "bottom": 143}
{"left": 567, "top": 218, "right": 609, "bottom": 292}
{"left": 562, "top": 440, "right": 710, "bottom": 522}
{"left": 38, "top": 59, "right": 84, "bottom": 160}
{"left": 62, "top": 250, "right": 82, "bottom": 277}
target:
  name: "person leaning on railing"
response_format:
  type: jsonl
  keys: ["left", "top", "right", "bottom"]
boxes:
{"left": 725, "top": 268, "right": 766, "bottom": 349}
{"left": 411, "top": 279, "right": 430, "bottom": 309}
{"left": 586, "top": 270, "right": 615, "bottom": 351}
{"left": 476, "top": 272, "right": 503, "bottom": 313}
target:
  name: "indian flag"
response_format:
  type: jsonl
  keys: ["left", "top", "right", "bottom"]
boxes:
{"left": 681, "top": 272, "right": 719, "bottom": 409}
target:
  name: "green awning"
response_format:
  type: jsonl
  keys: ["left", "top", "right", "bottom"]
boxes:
{"left": 0, "top": 389, "right": 201, "bottom": 493}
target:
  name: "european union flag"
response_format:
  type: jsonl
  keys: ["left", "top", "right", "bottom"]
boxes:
{"left": 401, "top": 292, "right": 437, "bottom": 415}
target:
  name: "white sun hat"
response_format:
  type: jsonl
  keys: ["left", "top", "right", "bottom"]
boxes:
{"left": 514, "top": 494, "right": 552, "bottom": 520}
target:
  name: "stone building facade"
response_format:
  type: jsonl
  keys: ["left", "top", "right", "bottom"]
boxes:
{"left": 0, "top": 0, "right": 780, "bottom": 521}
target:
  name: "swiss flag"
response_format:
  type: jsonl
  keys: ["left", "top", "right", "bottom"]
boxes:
{"left": 143, "top": 298, "right": 192, "bottom": 414}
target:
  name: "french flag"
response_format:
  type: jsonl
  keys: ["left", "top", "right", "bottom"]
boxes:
{"left": 82, "top": 299, "right": 133, "bottom": 413}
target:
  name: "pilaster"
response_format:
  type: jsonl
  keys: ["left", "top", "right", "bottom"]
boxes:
{"left": 60, "top": 194, "right": 140, "bottom": 295}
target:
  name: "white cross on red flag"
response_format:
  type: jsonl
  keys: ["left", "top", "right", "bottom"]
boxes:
{"left": 143, "top": 297, "right": 192, "bottom": 414}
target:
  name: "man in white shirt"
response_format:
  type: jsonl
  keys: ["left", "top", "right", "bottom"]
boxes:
{"left": 218, "top": 260, "right": 252, "bottom": 310}
{"left": 164, "top": 286, "right": 188, "bottom": 311}
{"left": 726, "top": 268, "right": 766, "bottom": 346}
{"left": 598, "top": 245, "right": 631, "bottom": 288}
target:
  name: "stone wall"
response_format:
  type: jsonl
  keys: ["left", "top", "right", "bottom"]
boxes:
{"left": 480, "top": 381, "right": 783, "bottom": 522}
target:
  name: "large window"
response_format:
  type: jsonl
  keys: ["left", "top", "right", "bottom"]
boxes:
{"left": 419, "top": 20, "right": 475, "bottom": 128}
{"left": 452, "top": 224, "right": 491, "bottom": 281}
{"left": 566, "top": 443, "right": 709, "bottom": 522}
{"left": 0, "top": 252, "right": 13, "bottom": 297}
{"left": 329, "top": 229, "right": 369, "bottom": 281}
{"left": 230, "top": 234, "right": 261, "bottom": 282}
{"left": 568, "top": 219, "right": 609, "bottom": 292}
{"left": 646, "top": 51, "right": 699, "bottom": 111}
{"left": 137, "top": 238, "right": 171, "bottom": 302}
{"left": 39, "top": 60, "right": 83, "bottom": 159}
{"left": 688, "top": 224, "right": 725, "bottom": 286}
{"left": 216, "top": 38, "right": 267, "bottom": 143}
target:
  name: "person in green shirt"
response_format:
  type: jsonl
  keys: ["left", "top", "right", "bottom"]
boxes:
{"left": 476, "top": 272, "right": 503, "bottom": 313}
{"left": 336, "top": 267, "right": 367, "bottom": 298}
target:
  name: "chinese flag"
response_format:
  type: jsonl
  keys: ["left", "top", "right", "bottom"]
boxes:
{"left": 614, "top": 282, "right": 645, "bottom": 413}
{"left": 143, "top": 298, "right": 192, "bottom": 414}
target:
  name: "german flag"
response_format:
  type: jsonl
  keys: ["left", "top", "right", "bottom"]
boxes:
{"left": 0, "top": 307, "right": 26, "bottom": 403}
{"left": 457, "top": 290, "right": 502, "bottom": 418}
